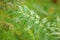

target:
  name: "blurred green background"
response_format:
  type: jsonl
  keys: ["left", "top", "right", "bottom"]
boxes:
{"left": 0, "top": 0, "right": 60, "bottom": 40}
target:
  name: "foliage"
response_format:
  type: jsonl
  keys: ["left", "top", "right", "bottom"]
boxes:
{"left": 0, "top": 0, "right": 60, "bottom": 40}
